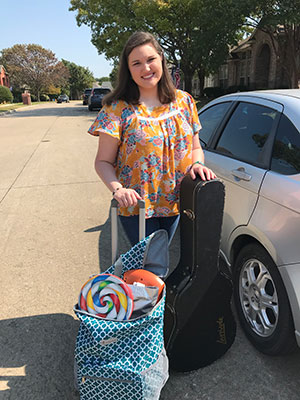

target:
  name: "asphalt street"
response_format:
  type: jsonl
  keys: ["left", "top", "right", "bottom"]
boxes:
{"left": 0, "top": 102, "right": 300, "bottom": 400}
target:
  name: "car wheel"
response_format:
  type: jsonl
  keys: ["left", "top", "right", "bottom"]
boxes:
{"left": 88, "top": 105, "right": 93, "bottom": 111}
{"left": 233, "top": 243, "right": 297, "bottom": 355}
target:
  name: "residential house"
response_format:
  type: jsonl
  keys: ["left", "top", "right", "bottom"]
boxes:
{"left": 0, "top": 65, "right": 10, "bottom": 88}
{"left": 193, "top": 28, "right": 294, "bottom": 96}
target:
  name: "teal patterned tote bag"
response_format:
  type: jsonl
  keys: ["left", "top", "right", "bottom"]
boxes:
{"left": 74, "top": 230, "right": 169, "bottom": 400}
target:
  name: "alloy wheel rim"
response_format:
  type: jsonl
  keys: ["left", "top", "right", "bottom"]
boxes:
{"left": 239, "top": 258, "right": 279, "bottom": 337}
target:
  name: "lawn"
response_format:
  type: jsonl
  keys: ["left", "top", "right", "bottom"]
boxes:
{"left": 0, "top": 102, "right": 44, "bottom": 113}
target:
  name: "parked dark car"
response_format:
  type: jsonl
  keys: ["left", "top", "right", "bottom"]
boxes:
{"left": 83, "top": 88, "right": 92, "bottom": 105}
{"left": 88, "top": 87, "right": 111, "bottom": 111}
{"left": 57, "top": 94, "right": 69, "bottom": 103}
{"left": 198, "top": 89, "right": 300, "bottom": 356}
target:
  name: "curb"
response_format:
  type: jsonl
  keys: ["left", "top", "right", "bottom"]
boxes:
{"left": 0, "top": 109, "right": 17, "bottom": 117}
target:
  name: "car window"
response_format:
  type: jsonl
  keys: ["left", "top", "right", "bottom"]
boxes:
{"left": 271, "top": 114, "right": 300, "bottom": 175}
{"left": 198, "top": 102, "right": 231, "bottom": 147}
{"left": 215, "top": 102, "right": 278, "bottom": 164}
{"left": 93, "top": 88, "right": 110, "bottom": 95}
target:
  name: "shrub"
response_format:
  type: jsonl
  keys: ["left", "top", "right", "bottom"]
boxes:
{"left": 0, "top": 85, "right": 13, "bottom": 103}
{"left": 12, "top": 88, "right": 22, "bottom": 103}
{"left": 30, "top": 94, "right": 37, "bottom": 102}
{"left": 40, "top": 94, "right": 50, "bottom": 101}
{"left": 225, "top": 85, "right": 249, "bottom": 94}
{"left": 203, "top": 87, "right": 225, "bottom": 98}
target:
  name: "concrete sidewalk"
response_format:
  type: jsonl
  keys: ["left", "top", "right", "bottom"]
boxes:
{"left": 0, "top": 102, "right": 114, "bottom": 398}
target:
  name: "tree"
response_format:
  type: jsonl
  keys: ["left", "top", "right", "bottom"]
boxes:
{"left": 109, "top": 64, "right": 119, "bottom": 88}
{"left": 97, "top": 76, "right": 110, "bottom": 85}
{"left": 135, "top": 0, "right": 255, "bottom": 93}
{"left": 0, "top": 85, "right": 13, "bottom": 103}
{"left": 62, "top": 60, "right": 94, "bottom": 99}
{"left": 46, "top": 84, "right": 61, "bottom": 100}
{"left": 70, "top": 0, "right": 254, "bottom": 93}
{"left": 0, "top": 44, "right": 69, "bottom": 101}
{"left": 70, "top": 0, "right": 141, "bottom": 62}
{"left": 246, "top": 0, "right": 300, "bottom": 88}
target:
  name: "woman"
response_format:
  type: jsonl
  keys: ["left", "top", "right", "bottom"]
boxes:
{"left": 88, "top": 31, "right": 216, "bottom": 245}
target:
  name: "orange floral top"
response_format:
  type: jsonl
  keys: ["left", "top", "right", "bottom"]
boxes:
{"left": 88, "top": 89, "right": 201, "bottom": 217}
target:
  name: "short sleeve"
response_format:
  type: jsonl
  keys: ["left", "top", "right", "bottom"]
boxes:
{"left": 87, "top": 103, "right": 122, "bottom": 139}
{"left": 186, "top": 92, "right": 202, "bottom": 135}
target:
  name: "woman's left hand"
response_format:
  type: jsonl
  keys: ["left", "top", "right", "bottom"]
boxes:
{"left": 190, "top": 162, "right": 217, "bottom": 181}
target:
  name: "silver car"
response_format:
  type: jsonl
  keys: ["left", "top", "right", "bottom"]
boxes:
{"left": 198, "top": 89, "right": 300, "bottom": 355}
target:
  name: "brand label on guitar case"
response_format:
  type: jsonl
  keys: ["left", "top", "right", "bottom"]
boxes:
{"left": 216, "top": 316, "right": 227, "bottom": 345}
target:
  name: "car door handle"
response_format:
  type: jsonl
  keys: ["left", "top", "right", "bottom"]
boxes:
{"left": 231, "top": 168, "right": 252, "bottom": 181}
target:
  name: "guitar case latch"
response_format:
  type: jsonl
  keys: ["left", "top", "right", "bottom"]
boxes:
{"left": 183, "top": 209, "right": 195, "bottom": 220}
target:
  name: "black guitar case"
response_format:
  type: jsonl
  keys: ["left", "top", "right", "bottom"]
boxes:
{"left": 164, "top": 175, "right": 236, "bottom": 372}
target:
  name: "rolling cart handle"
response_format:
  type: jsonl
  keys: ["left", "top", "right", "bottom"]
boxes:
{"left": 111, "top": 199, "right": 146, "bottom": 264}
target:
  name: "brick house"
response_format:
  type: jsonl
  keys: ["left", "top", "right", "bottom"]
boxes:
{"left": 193, "top": 28, "right": 294, "bottom": 96}
{"left": 0, "top": 65, "right": 10, "bottom": 88}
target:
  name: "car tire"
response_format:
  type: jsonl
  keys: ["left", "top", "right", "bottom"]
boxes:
{"left": 233, "top": 243, "right": 297, "bottom": 355}
{"left": 88, "top": 105, "right": 93, "bottom": 111}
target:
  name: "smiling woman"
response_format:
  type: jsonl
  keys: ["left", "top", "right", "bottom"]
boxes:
{"left": 127, "top": 43, "right": 163, "bottom": 106}
{"left": 88, "top": 31, "right": 216, "bottom": 246}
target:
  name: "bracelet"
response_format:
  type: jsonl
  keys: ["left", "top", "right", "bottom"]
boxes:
{"left": 192, "top": 160, "right": 205, "bottom": 168}
{"left": 112, "top": 186, "right": 123, "bottom": 196}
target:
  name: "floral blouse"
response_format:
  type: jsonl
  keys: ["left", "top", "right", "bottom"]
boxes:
{"left": 88, "top": 89, "right": 201, "bottom": 218}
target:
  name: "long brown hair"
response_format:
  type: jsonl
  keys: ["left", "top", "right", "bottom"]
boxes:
{"left": 103, "top": 32, "right": 176, "bottom": 105}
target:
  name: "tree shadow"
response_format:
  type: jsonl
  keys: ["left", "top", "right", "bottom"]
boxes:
{"left": 0, "top": 314, "right": 80, "bottom": 400}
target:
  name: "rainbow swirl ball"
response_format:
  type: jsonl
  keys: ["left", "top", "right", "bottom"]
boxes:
{"left": 78, "top": 274, "right": 134, "bottom": 321}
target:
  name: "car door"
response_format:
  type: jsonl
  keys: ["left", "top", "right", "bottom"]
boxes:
{"left": 251, "top": 112, "right": 300, "bottom": 265}
{"left": 199, "top": 97, "right": 283, "bottom": 259}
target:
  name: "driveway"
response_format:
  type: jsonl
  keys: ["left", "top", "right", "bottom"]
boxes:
{"left": 0, "top": 102, "right": 299, "bottom": 399}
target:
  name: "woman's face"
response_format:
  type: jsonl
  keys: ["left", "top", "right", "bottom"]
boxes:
{"left": 128, "top": 43, "right": 163, "bottom": 94}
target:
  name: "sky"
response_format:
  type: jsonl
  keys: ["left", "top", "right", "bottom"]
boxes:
{"left": 0, "top": 0, "right": 113, "bottom": 78}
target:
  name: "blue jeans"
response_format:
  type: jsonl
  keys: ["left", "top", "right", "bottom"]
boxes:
{"left": 119, "top": 215, "right": 179, "bottom": 247}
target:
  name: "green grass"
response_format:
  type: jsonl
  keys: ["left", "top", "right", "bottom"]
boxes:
{"left": 0, "top": 102, "right": 44, "bottom": 113}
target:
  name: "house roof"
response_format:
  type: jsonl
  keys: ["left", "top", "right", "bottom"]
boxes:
{"left": 231, "top": 41, "right": 253, "bottom": 53}
{"left": 228, "top": 28, "right": 258, "bottom": 56}
{"left": 0, "top": 65, "right": 10, "bottom": 77}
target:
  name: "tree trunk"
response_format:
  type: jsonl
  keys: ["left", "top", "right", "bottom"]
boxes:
{"left": 179, "top": 60, "right": 195, "bottom": 94}
{"left": 289, "top": 52, "right": 299, "bottom": 88}
{"left": 182, "top": 70, "right": 193, "bottom": 94}
{"left": 290, "top": 68, "right": 298, "bottom": 88}
{"left": 282, "top": 41, "right": 299, "bottom": 88}
{"left": 197, "top": 69, "right": 205, "bottom": 97}
{"left": 269, "top": 26, "right": 300, "bottom": 89}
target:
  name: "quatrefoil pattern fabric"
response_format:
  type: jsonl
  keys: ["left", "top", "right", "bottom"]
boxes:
{"left": 74, "top": 235, "right": 168, "bottom": 399}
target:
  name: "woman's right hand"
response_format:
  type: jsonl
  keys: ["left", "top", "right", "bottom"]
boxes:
{"left": 113, "top": 187, "right": 142, "bottom": 208}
